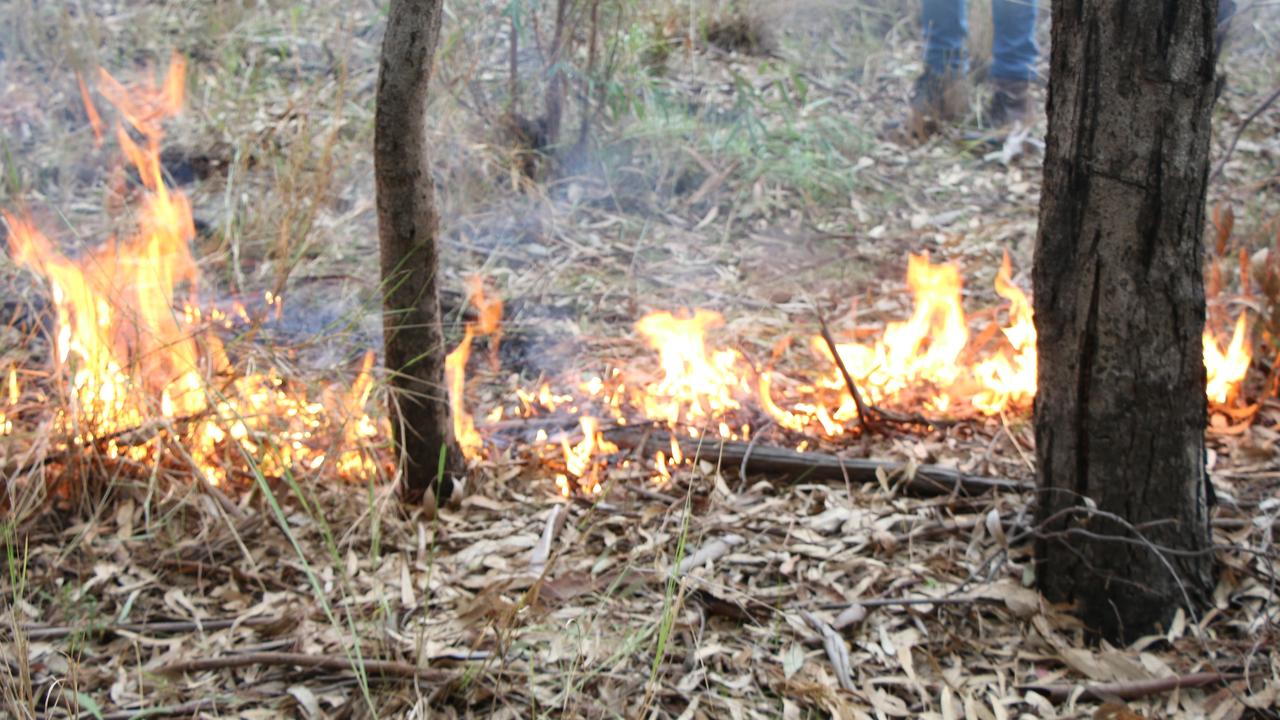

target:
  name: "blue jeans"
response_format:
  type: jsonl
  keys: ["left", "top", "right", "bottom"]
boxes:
{"left": 922, "top": 0, "right": 1039, "bottom": 81}
{"left": 922, "top": 0, "right": 1234, "bottom": 81}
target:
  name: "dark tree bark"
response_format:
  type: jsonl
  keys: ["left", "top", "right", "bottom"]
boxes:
{"left": 1029, "top": 0, "right": 1218, "bottom": 638}
{"left": 1034, "top": 0, "right": 1220, "bottom": 642}
{"left": 375, "top": 0, "right": 461, "bottom": 504}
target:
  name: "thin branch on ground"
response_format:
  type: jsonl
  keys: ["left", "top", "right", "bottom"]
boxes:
{"left": 162, "top": 651, "right": 453, "bottom": 682}
{"left": 1211, "top": 83, "right": 1280, "bottom": 182}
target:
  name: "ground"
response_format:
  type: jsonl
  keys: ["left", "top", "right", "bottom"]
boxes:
{"left": 1, "top": 1, "right": 1279, "bottom": 718}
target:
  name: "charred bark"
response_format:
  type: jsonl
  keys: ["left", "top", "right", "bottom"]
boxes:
{"left": 1034, "top": 0, "right": 1220, "bottom": 641}
{"left": 375, "top": 0, "right": 462, "bottom": 504}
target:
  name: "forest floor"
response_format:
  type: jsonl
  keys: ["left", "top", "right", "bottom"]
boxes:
{"left": 1, "top": 1, "right": 1279, "bottom": 718}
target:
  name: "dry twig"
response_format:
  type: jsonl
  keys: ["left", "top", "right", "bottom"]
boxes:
{"left": 1018, "top": 671, "right": 1244, "bottom": 703}
{"left": 15, "top": 615, "right": 282, "bottom": 641}
{"left": 163, "top": 651, "right": 452, "bottom": 682}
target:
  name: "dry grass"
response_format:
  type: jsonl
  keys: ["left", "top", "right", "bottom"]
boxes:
{"left": 2, "top": 0, "right": 1280, "bottom": 717}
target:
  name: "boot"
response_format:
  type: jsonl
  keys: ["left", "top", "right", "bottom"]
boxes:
{"left": 982, "top": 78, "right": 1031, "bottom": 129}
{"left": 905, "top": 69, "right": 969, "bottom": 140}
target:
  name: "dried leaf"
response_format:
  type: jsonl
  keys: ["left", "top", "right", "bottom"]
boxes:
{"left": 782, "top": 642, "right": 805, "bottom": 679}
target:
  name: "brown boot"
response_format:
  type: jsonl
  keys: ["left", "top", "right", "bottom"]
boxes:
{"left": 982, "top": 78, "right": 1031, "bottom": 129}
{"left": 904, "top": 69, "right": 969, "bottom": 140}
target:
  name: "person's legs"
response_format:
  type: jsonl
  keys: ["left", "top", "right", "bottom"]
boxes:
{"left": 894, "top": 0, "right": 969, "bottom": 140}
{"left": 990, "top": 0, "right": 1038, "bottom": 81}
{"left": 1217, "top": 0, "right": 1236, "bottom": 55}
{"left": 922, "top": 0, "right": 969, "bottom": 76}
{"left": 982, "top": 0, "right": 1038, "bottom": 128}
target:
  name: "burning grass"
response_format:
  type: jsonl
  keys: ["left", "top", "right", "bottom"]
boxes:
{"left": 3, "top": 56, "right": 388, "bottom": 499}
{"left": 445, "top": 250, "right": 1253, "bottom": 496}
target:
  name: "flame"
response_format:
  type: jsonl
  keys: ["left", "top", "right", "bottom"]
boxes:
{"left": 972, "top": 252, "right": 1037, "bottom": 415}
{"left": 633, "top": 309, "right": 749, "bottom": 431}
{"left": 557, "top": 416, "right": 617, "bottom": 495}
{"left": 1204, "top": 313, "right": 1251, "bottom": 404}
{"left": 445, "top": 277, "right": 503, "bottom": 460}
{"left": 467, "top": 276, "right": 503, "bottom": 335}
{"left": 4, "top": 55, "right": 384, "bottom": 485}
{"left": 8, "top": 60, "right": 1262, "bottom": 501}
{"left": 759, "top": 253, "right": 1251, "bottom": 437}
{"left": 446, "top": 325, "right": 482, "bottom": 459}
{"left": 455, "top": 251, "right": 1255, "bottom": 496}
{"left": 792, "top": 254, "right": 973, "bottom": 426}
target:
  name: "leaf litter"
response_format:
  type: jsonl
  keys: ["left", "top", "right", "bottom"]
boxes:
{"left": 1, "top": 1, "right": 1279, "bottom": 718}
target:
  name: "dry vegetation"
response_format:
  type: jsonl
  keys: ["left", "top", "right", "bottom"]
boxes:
{"left": 1, "top": 0, "right": 1279, "bottom": 717}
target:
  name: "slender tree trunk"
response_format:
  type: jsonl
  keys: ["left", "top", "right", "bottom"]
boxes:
{"left": 543, "top": 0, "right": 571, "bottom": 149}
{"left": 508, "top": 10, "right": 520, "bottom": 115}
{"left": 1034, "top": 0, "right": 1220, "bottom": 643}
{"left": 575, "top": 0, "right": 601, "bottom": 152}
{"left": 375, "top": 0, "right": 461, "bottom": 504}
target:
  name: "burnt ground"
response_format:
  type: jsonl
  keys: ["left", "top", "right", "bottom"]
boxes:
{"left": 1, "top": 1, "right": 1279, "bottom": 718}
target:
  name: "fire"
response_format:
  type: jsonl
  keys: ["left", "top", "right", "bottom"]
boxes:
{"left": 4, "top": 55, "right": 385, "bottom": 485}
{"left": 633, "top": 310, "right": 749, "bottom": 436}
{"left": 502, "top": 251, "right": 1254, "bottom": 494}
{"left": 1204, "top": 313, "right": 1251, "bottom": 404}
{"left": 971, "top": 253, "right": 1037, "bottom": 415}
{"left": 445, "top": 277, "right": 503, "bottom": 460}
{"left": 761, "top": 253, "right": 1249, "bottom": 436}
{"left": 760, "top": 253, "right": 1013, "bottom": 433}
{"left": 554, "top": 416, "right": 618, "bottom": 496}
{"left": 813, "top": 254, "right": 970, "bottom": 420}
{"left": 446, "top": 326, "right": 482, "bottom": 459}
{"left": 8, "top": 59, "right": 1257, "bottom": 501}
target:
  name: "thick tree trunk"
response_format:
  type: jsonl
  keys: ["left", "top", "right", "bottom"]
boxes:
{"left": 1034, "top": 0, "right": 1219, "bottom": 642}
{"left": 375, "top": 0, "right": 462, "bottom": 504}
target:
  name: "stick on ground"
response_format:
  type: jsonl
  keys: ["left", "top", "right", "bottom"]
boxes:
{"left": 1018, "top": 671, "right": 1244, "bottom": 703}
{"left": 607, "top": 428, "right": 1030, "bottom": 497}
{"left": 163, "top": 651, "right": 452, "bottom": 682}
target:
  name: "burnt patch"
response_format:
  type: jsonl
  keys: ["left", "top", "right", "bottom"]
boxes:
{"left": 159, "top": 144, "right": 232, "bottom": 186}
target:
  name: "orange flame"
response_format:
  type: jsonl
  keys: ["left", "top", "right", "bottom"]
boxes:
{"left": 446, "top": 325, "right": 482, "bottom": 459}
{"left": 4, "top": 55, "right": 384, "bottom": 484}
{"left": 972, "top": 252, "right": 1037, "bottom": 415}
{"left": 758, "top": 253, "right": 1251, "bottom": 437}
{"left": 799, "top": 254, "right": 972, "bottom": 425}
{"left": 633, "top": 309, "right": 748, "bottom": 434}
{"left": 1204, "top": 313, "right": 1251, "bottom": 404}
{"left": 445, "top": 277, "right": 503, "bottom": 460}
{"left": 556, "top": 416, "right": 617, "bottom": 495}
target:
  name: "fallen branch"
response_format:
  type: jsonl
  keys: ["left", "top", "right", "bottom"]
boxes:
{"left": 815, "top": 309, "right": 956, "bottom": 431}
{"left": 1211, "top": 82, "right": 1280, "bottom": 182}
{"left": 1018, "top": 671, "right": 1243, "bottom": 703}
{"left": 162, "top": 651, "right": 451, "bottom": 682}
{"left": 607, "top": 428, "right": 1030, "bottom": 497}
{"left": 98, "top": 697, "right": 243, "bottom": 720}
{"left": 13, "top": 615, "right": 281, "bottom": 642}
